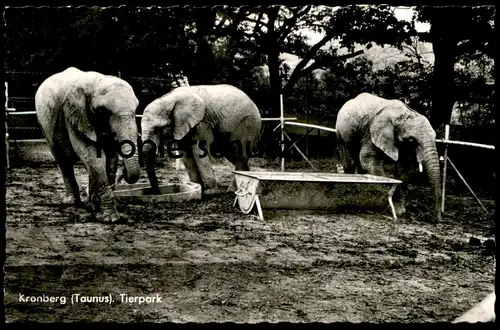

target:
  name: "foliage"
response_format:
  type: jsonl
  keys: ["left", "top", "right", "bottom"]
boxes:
{"left": 453, "top": 54, "right": 495, "bottom": 126}
{"left": 412, "top": 5, "right": 495, "bottom": 128}
{"left": 374, "top": 60, "right": 434, "bottom": 117}
{"left": 286, "top": 53, "right": 434, "bottom": 121}
{"left": 230, "top": 5, "right": 415, "bottom": 115}
{"left": 4, "top": 5, "right": 495, "bottom": 131}
{"left": 414, "top": 5, "right": 495, "bottom": 58}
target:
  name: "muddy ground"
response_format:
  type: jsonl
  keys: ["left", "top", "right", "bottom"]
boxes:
{"left": 4, "top": 141, "right": 496, "bottom": 323}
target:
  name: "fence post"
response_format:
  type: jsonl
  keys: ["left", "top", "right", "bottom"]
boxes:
{"left": 280, "top": 94, "right": 285, "bottom": 172}
{"left": 118, "top": 71, "right": 121, "bottom": 79}
{"left": 441, "top": 124, "right": 450, "bottom": 213}
{"left": 5, "top": 82, "right": 9, "bottom": 170}
{"left": 305, "top": 76, "right": 309, "bottom": 158}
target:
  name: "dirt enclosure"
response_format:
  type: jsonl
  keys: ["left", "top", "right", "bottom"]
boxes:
{"left": 4, "top": 141, "right": 496, "bottom": 323}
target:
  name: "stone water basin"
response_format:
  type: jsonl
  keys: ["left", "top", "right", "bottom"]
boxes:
{"left": 113, "top": 182, "right": 202, "bottom": 203}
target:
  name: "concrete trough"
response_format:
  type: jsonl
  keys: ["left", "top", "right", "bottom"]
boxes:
{"left": 232, "top": 171, "right": 402, "bottom": 220}
{"left": 113, "top": 182, "right": 202, "bottom": 203}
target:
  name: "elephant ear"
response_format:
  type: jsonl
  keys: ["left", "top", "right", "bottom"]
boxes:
{"left": 370, "top": 110, "right": 399, "bottom": 161}
{"left": 63, "top": 85, "right": 97, "bottom": 142}
{"left": 172, "top": 92, "right": 205, "bottom": 141}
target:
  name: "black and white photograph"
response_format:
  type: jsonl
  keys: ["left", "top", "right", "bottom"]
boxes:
{"left": 3, "top": 2, "right": 496, "bottom": 323}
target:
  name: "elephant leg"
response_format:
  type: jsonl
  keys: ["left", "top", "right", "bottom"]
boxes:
{"left": 395, "top": 183, "right": 408, "bottom": 216}
{"left": 85, "top": 152, "right": 119, "bottom": 222}
{"left": 191, "top": 143, "right": 220, "bottom": 196}
{"left": 182, "top": 151, "right": 203, "bottom": 185}
{"left": 346, "top": 139, "right": 364, "bottom": 174}
{"left": 344, "top": 160, "right": 358, "bottom": 174}
{"left": 86, "top": 172, "right": 100, "bottom": 212}
{"left": 106, "top": 151, "right": 119, "bottom": 189}
{"left": 84, "top": 150, "right": 118, "bottom": 211}
{"left": 225, "top": 117, "right": 259, "bottom": 192}
{"left": 391, "top": 162, "right": 408, "bottom": 216}
{"left": 186, "top": 124, "right": 220, "bottom": 195}
{"left": 68, "top": 135, "right": 120, "bottom": 223}
{"left": 48, "top": 138, "right": 82, "bottom": 206}
{"left": 361, "top": 146, "right": 407, "bottom": 217}
{"left": 225, "top": 143, "right": 250, "bottom": 193}
{"left": 359, "top": 142, "right": 386, "bottom": 177}
{"left": 115, "top": 164, "right": 125, "bottom": 185}
{"left": 338, "top": 136, "right": 358, "bottom": 174}
{"left": 59, "top": 161, "right": 82, "bottom": 205}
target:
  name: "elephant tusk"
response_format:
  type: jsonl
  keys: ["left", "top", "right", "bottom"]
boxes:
{"left": 418, "top": 162, "right": 423, "bottom": 172}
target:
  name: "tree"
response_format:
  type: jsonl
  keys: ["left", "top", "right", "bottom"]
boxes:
{"left": 414, "top": 5, "right": 495, "bottom": 129}
{"left": 453, "top": 53, "right": 495, "bottom": 126}
{"left": 227, "top": 5, "right": 414, "bottom": 116}
{"left": 5, "top": 6, "right": 210, "bottom": 105}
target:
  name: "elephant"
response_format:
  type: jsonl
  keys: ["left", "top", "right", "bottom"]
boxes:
{"left": 335, "top": 92, "right": 442, "bottom": 223}
{"left": 35, "top": 67, "right": 141, "bottom": 223}
{"left": 141, "top": 84, "right": 262, "bottom": 195}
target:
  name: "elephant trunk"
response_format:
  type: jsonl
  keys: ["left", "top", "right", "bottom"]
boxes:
{"left": 122, "top": 154, "right": 140, "bottom": 185}
{"left": 114, "top": 129, "right": 140, "bottom": 185}
{"left": 418, "top": 139, "right": 442, "bottom": 223}
{"left": 142, "top": 130, "right": 161, "bottom": 195}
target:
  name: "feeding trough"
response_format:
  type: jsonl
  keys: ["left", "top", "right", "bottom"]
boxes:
{"left": 232, "top": 171, "right": 402, "bottom": 220}
{"left": 113, "top": 182, "right": 202, "bottom": 203}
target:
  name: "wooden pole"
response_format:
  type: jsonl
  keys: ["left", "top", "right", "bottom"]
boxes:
{"left": 283, "top": 131, "right": 317, "bottom": 171}
{"left": 447, "top": 156, "right": 488, "bottom": 213}
{"left": 280, "top": 94, "right": 285, "bottom": 172}
{"left": 305, "top": 76, "right": 309, "bottom": 158}
{"left": 5, "top": 82, "right": 9, "bottom": 170}
{"left": 441, "top": 124, "right": 450, "bottom": 213}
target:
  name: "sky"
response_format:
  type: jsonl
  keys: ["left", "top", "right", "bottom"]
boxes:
{"left": 394, "top": 7, "right": 431, "bottom": 32}
{"left": 300, "top": 6, "right": 430, "bottom": 46}
{"left": 281, "top": 6, "right": 431, "bottom": 72}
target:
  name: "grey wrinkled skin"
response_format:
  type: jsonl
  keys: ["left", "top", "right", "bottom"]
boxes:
{"left": 141, "top": 84, "right": 262, "bottom": 196}
{"left": 35, "top": 67, "right": 141, "bottom": 223}
{"left": 335, "top": 93, "right": 442, "bottom": 223}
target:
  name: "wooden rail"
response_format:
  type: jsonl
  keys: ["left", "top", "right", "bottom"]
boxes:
{"left": 284, "top": 121, "right": 337, "bottom": 133}
{"left": 436, "top": 139, "right": 495, "bottom": 150}
{"left": 262, "top": 117, "right": 297, "bottom": 122}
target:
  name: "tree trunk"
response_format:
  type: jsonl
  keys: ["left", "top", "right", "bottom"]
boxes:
{"left": 429, "top": 30, "right": 457, "bottom": 131}
{"left": 185, "top": 8, "right": 217, "bottom": 85}
{"left": 192, "top": 37, "right": 216, "bottom": 85}
{"left": 266, "top": 7, "right": 282, "bottom": 117}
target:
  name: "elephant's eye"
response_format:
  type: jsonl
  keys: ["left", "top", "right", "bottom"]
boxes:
{"left": 404, "top": 137, "right": 418, "bottom": 147}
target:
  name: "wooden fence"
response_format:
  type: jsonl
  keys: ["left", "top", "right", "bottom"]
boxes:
{"left": 5, "top": 87, "right": 495, "bottom": 213}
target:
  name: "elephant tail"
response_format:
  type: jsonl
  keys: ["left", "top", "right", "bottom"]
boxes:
{"left": 335, "top": 133, "right": 355, "bottom": 174}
